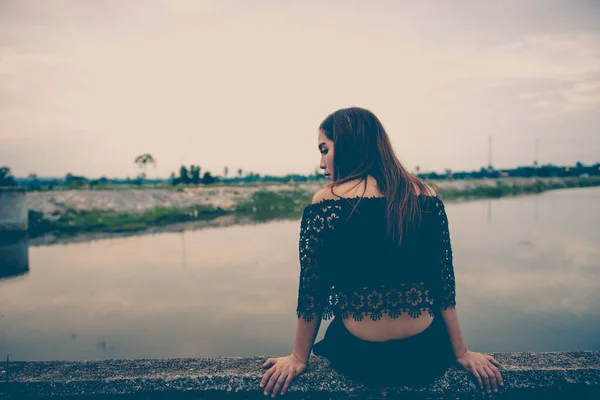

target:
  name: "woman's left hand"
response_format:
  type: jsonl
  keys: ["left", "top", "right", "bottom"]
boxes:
{"left": 260, "top": 355, "right": 307, "bottom": 398}
{"left": 456, "top": 350, "right": 503, "bottom": 394}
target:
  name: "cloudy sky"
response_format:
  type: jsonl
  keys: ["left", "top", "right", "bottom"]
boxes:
{"left": 1, "top": 0, "right": 599, "bottom": 179}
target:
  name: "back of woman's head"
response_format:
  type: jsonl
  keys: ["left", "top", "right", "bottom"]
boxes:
{"left": 319, "top": 107, "right": 385, "bottom": 182}
{"left": 319, "top": 107, "right": 431, "bottom": 246}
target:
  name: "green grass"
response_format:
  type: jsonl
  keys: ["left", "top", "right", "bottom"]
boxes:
{"left": 28, "top": 205, "right": 226, "bottom": 238}
{"left": 235, "top": 189, "right": 312, "bottom": 221}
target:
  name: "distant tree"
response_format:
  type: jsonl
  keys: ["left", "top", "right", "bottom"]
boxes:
{"left": 428, "top": 171, "right": 440, "bottom": 180}
{"left": 179, "top": 166, "right": 190, "bottom": 184}
{"left": 201, "top": 171, "right": 216, "bottom": 185}
{"left": 0, "top": 166, "right": 17, "bottom": 187}
{"left": 26, "top": 173, "right": 42, "bottom": 191}
{"left": 223, "top": 166, "right": 228, "bottom": 178}
{"left": 65, "top": 173, "right": 88, "bottom": 188}
{"left": 415, "top": 166, "right": 421, "bottom": 175}
{"left": 169, "top": 172, "right": 181, "bottom": 186}
{"left": 190, "top": 165, "right": 201, "bottom": 184}
{"left": 576, "top": 161, "right": 584, "bottom": 168}
{"left": 238, "top": 168, "right": 243, "bottom": 177}
{"left": 444, "top": 169, "right": 453, "bottom": 179}
{"left": 89, "top": 177, "right": 109, "bottom": 188}
{"left": 538, "top": 164, "right": 556, "bottom": 178}
{"left": 134, "top": 153, "right": 156, "bottom": 182}
{"left": 134, "top": 173, "right": 145, "bottom": 186}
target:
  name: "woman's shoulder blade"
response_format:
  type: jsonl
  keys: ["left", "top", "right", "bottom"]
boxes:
{"left": 311, "top": 185, "right": 335, "bottom": 204}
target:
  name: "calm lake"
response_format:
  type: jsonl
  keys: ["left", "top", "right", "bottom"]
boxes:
{"left": 1, "top": 187, "right": 599, "bottom": 361}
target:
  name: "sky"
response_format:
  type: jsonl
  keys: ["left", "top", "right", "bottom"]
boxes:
{"left": 1, "top": 0, "right": 599, "bottom": 179}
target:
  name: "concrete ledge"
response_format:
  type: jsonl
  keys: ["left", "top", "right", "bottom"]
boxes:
{"left": 1, "top": 352, "right": 599, "bottom": 399}
{"left": 0, "top": 186, "right": 27, "bottom": 233}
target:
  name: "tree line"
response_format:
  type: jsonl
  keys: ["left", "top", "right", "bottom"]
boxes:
{"left": 2, "top": 157, "right": 600, "bottom": 191}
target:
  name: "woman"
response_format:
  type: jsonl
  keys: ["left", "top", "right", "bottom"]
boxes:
{"left": 260, "top": 107, "right": 503, "bottom": 397}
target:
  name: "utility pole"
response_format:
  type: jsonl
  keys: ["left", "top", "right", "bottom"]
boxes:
{"left": 534, "top": 138, "right": 539, "bottom": 167}
{"left": 488, "top": 136, "right": 493, "bottom": 170}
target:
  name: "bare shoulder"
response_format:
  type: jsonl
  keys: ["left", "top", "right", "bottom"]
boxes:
{"left": 311, "top": 185, "right": 335, "bottom": 204}
{"left": 413, "top": 182, "right": 437, "bottom": 197}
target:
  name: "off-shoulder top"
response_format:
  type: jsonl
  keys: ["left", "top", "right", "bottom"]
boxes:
{"left": 296, "top": 195, "right": 456, "bottom": 322}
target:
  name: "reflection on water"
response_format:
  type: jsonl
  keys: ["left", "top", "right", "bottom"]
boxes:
{"left": 0, "top": 187, "right": 599, "bottom": 361}
{"left": 0, "top": 233, "right": 29, "bottom": 281}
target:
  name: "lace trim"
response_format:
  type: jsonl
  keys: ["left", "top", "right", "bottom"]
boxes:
{"left": 328, "top": 283, "right": 436, "bottom": 321}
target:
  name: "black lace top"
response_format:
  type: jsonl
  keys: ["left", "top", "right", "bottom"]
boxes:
{"left": 296, "top": 195, "right": 456, "bottom": 322}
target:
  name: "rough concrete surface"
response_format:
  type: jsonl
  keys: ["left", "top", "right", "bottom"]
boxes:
{"left": 0, "top": 187, "right": 27, "bottom": 232}
{"left": 1, "top": 352, "right": 599, "bottom": 399}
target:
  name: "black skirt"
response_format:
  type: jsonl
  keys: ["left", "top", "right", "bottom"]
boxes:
{"left": 312, "top": 315, "right": 456, "bottom": 388}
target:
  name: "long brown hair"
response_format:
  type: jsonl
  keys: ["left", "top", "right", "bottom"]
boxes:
{"left": 319, "top": 107, "right": 431, "bottom": 247}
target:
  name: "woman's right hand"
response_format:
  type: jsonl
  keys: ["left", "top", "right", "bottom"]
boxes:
{"left": 456, "top": 350, "right": 503, "bottom": 394}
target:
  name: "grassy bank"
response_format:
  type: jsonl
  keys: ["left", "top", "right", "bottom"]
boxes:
{"left": 28, "top": 205, "right": 227, "bottom": 238}
{"left": 27, "top": 176, "right": 600, "bottom": 239}
{"left": 234, "top": 189, "right": 312, "bottom": 221}
{"left": 434, "top": 176, "right": 600, "bottom": 200}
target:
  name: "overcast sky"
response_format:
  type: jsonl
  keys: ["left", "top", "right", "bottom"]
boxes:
{"left": 1, "top": 0, "right": 599, "bottom": 179}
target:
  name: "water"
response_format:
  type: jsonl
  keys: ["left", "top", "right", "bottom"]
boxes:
{"left": 1, "top": 187, "right": 599, "bottom": 361}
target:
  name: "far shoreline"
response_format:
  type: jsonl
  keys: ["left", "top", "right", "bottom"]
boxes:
{"left": 23, "top": 176, "right": 600, "bottom": 247}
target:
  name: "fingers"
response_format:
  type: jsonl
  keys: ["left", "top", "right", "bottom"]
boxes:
{"left": 260, "top": 365, "right": 275, "bottom": 388}
{"left": 281, "top": 373, "right": 293, "bottom": 396}
{"left": 485, "top": 355, "right": 504, "bottom": 388}
{"left": 264, "top": 370, "right": 282, "bottom": 397}
{"left": 460, "top": 353, "right": 504, "bottom": 394}
{"left": 263, "top": 358, "right": 275, "bottom": 368}
{"left": 479, "top": 368, "right": 492, "bottom": 394}
{"left": 490, "top": 363, "right": 504, "bottom": 388}
{"left": 486, "top": 355, "right": 501, "bottom": 367}
{"left": 469, "top": 366, "right": 484, "bottom": 390}
{"left": 260, "top": 357, "right": 305, "bottom": 398}
{"left": 484, "top": 365, "right": 498, "bottom": 393}
{"left": 469, "top": 365, "right": 490, "bottom": 393}
{"left": 271, "top": 372, "right": 290, "bottom": 398}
